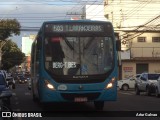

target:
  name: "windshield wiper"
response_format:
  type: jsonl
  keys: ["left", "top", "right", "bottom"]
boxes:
{"left": 83, "top": 37, "right": 95, "bottom": 50}
{"left": 63, "top": 37, "right": 74, "bottom": 50}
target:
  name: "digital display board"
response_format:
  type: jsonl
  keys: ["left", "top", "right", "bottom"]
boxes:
{"left": 45, "top": 24, "right": 104, "bottom": 33}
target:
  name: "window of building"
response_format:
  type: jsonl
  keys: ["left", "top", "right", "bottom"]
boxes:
{"left": 152, "top": 37, "right": 160, "bottom": 42}
{"left": 137, "top": 37, "right": 146, "bottom": 42}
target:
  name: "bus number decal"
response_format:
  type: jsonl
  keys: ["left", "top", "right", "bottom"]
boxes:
{"left": 53, "top": 62, "right": 76, "bottom": 68}
{"left": 53, "top": 25, "right": 63, "bottom": 32}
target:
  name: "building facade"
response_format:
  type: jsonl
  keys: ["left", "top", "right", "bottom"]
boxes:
{"left": 21, "top": 35, "right": 35, "bottom": 72}
{"left": 104, "top": 0, "right": 160, "bottom": 79}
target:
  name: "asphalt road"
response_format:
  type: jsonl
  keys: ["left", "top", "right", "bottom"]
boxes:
{"left": 7, "top": 83, "right": 160, "bottom": 120}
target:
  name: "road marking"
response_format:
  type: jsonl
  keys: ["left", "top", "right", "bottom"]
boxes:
{"left": 25, "top": 92, "right": 31, "bottom": 95}
{"left": 119, "top": 91, "right": 135, "bottom": 95}
{"left": 119, "top": 92, "right": 133, "bottom": 95}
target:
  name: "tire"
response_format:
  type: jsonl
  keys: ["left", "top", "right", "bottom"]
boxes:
{"left": 12, "top": 84, "right": 15, "bottom": 89}
{"left": 146, "top": 87, "right": 151, "bottom": 96}
{"left": 32, "top": 93, "right": 39, "bottom": 102}
{"left": 94, "top": 101, "right": 104, "bottom": 111}
{"left": 122, "top": 84, "right": 129, "bottom": 91}
{"left": 155, "top": 88, "right": 160, "bottom": 98}
{"left": 32, "top": 89, "right": 40, "bottom": 103}
{"left": 135, "top": 86, "right": 140, "bottom": 95}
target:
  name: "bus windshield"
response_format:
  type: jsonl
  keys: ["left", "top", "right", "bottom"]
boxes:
{"left": 44, "top": 36, "right": 114, "bottom": 76}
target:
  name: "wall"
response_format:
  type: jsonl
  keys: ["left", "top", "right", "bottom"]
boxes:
{"left": 131, "top": 32, "right": 160, "bottom": 57}
{"left": 122, "top": 61, "right": 136, "bottom": 79}
{"left": 122, "top": 61, "right": 160, "bottom": 79}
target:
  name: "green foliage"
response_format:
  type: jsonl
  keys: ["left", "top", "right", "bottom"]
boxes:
{"left": 1, "top": 40, "right": 25, "bottom": 70}
{"left": 0, "top": 19, "right": 21, "bottom": 40}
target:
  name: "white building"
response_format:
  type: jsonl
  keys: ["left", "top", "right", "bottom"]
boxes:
{"left": 21, "top": 35, "right": 35, "bottom": 71}
{"left": 104, "top": 0, "right": 160, "bottom": 79}
{"left": 86, "top": 5, "right": 106, "bottom": 21}
{"left": 21, "top": 35, "right": 35, "bottom": 56}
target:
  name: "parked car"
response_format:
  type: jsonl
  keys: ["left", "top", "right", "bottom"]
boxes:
{"left": 118, "top": 74, "right": 141, "bottom": 91}
{"left": 135, "top": 73, "right": 160, "bottom": 95}
{"left": 0, "top": 73, "right": 12, "bottom": 105}
{"left": 18, "top": 76, "right": 27, "bottom": 84}
{"left": 0, "top": 70, "right": 7, "bottom": 79}
{"left": 148, "top": 76, "right": 160, "bottom": 97}
{"left": 27, "top": 78, "right": 31, "bottom": 90}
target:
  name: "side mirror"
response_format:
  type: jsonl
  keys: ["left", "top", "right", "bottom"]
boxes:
{"left": 37, "top": 36, "right": 42, "bottom": 49}
{"left": 116, "top": 40, "right": 121, "bottom": 51}
{"left": 114, "top": 32, "right": 121, "bottom": 51}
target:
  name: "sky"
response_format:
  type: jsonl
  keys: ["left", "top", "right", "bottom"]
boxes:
{"left": 0, "top": 0, "right": 103, "bottom": 48}
{"left": 0, "top": 0, "right": 103, "bottom": 27}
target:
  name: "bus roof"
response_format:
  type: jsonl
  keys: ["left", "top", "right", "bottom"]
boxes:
{"left": 42, "top": 20, "right": 111, "bottom": 25}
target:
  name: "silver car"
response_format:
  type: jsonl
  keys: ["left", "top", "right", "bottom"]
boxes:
{"left": 135, "top": 73, "right": 160, "bottom": 96}
{"left": 149, "top": 76, "right": 160, "bottom": 97}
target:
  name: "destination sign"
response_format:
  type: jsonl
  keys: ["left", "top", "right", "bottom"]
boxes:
{"left": 45, "top": 24, "right": 104, "bottom": 32}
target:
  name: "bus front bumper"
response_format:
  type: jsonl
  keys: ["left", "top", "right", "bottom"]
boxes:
{"left": 40, "top": 89, "right": 117, "bottom": 103}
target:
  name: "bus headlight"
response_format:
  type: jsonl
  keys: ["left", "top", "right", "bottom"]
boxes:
{"left": 106, "top": 83, "right": 113, "bottom": 89}
{"left": 105, "top": 77, "right": 116, "bottom": 89}
{"left": 45, "top": 80, "right": 55, "bottom": 90}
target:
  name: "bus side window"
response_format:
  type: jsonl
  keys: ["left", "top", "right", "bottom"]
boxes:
{"left": 31, "top": 43, "right": 35, "bottom": 64}
{"left": 36, "top": 46, "right": 40, "bottom": 61}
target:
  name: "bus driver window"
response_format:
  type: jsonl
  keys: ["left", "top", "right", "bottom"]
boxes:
{"left": 45, "top": 37, "right": 65, "bottom": 75}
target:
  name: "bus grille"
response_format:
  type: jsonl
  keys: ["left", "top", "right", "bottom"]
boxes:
{"left": 61, "top": 93, "right": 101, "bottom": 101}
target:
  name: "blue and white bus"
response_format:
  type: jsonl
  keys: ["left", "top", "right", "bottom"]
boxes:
{"left": 31, "top": 20, "right": 120, "bottom": 110}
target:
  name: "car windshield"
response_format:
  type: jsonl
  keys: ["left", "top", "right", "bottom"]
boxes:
{"left": 44, "top": 36, "right": 114, "bottom": 76}
{"left": 6, "top": 78, "right": 12, "bottom": 81}
{"left": 148, "top": 74, "right": 160, "bottom": 80}
{"left": 0, "top": 75, "right": 6, "bottom": 85}
{"left": 136, "top": 74, "right": 141, "bottom": 78}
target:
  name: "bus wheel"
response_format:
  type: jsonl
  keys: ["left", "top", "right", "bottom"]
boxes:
{"left": 94, "top": 101, "right": 104, "bottom": 111}
{"left": 32, "top": 93, "right": 39, "bottom": 102}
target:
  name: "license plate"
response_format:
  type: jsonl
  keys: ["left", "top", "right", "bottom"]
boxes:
{"left": 74, "top": 97, "right": 88, "bottom": 102}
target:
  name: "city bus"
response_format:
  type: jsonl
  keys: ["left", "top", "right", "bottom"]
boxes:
{"left": 31, "top": 20, "right": 120, "bottom": 110}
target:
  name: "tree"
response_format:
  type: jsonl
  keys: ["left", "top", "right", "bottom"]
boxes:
{"left": 0, "top": 19, "right": 21, "bottom": 69}
{"left": 1, "top": 40, "right": 25, "bottom": 70}
{"left": 0, "top": 19, "right": 21, "bottom": 40}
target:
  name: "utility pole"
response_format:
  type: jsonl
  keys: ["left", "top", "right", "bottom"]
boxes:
{"left": 81, "top": 6, "right": 86, "bottom": 19}
{"left": 66, "top": 6, "right": 86, "bottom": 20}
